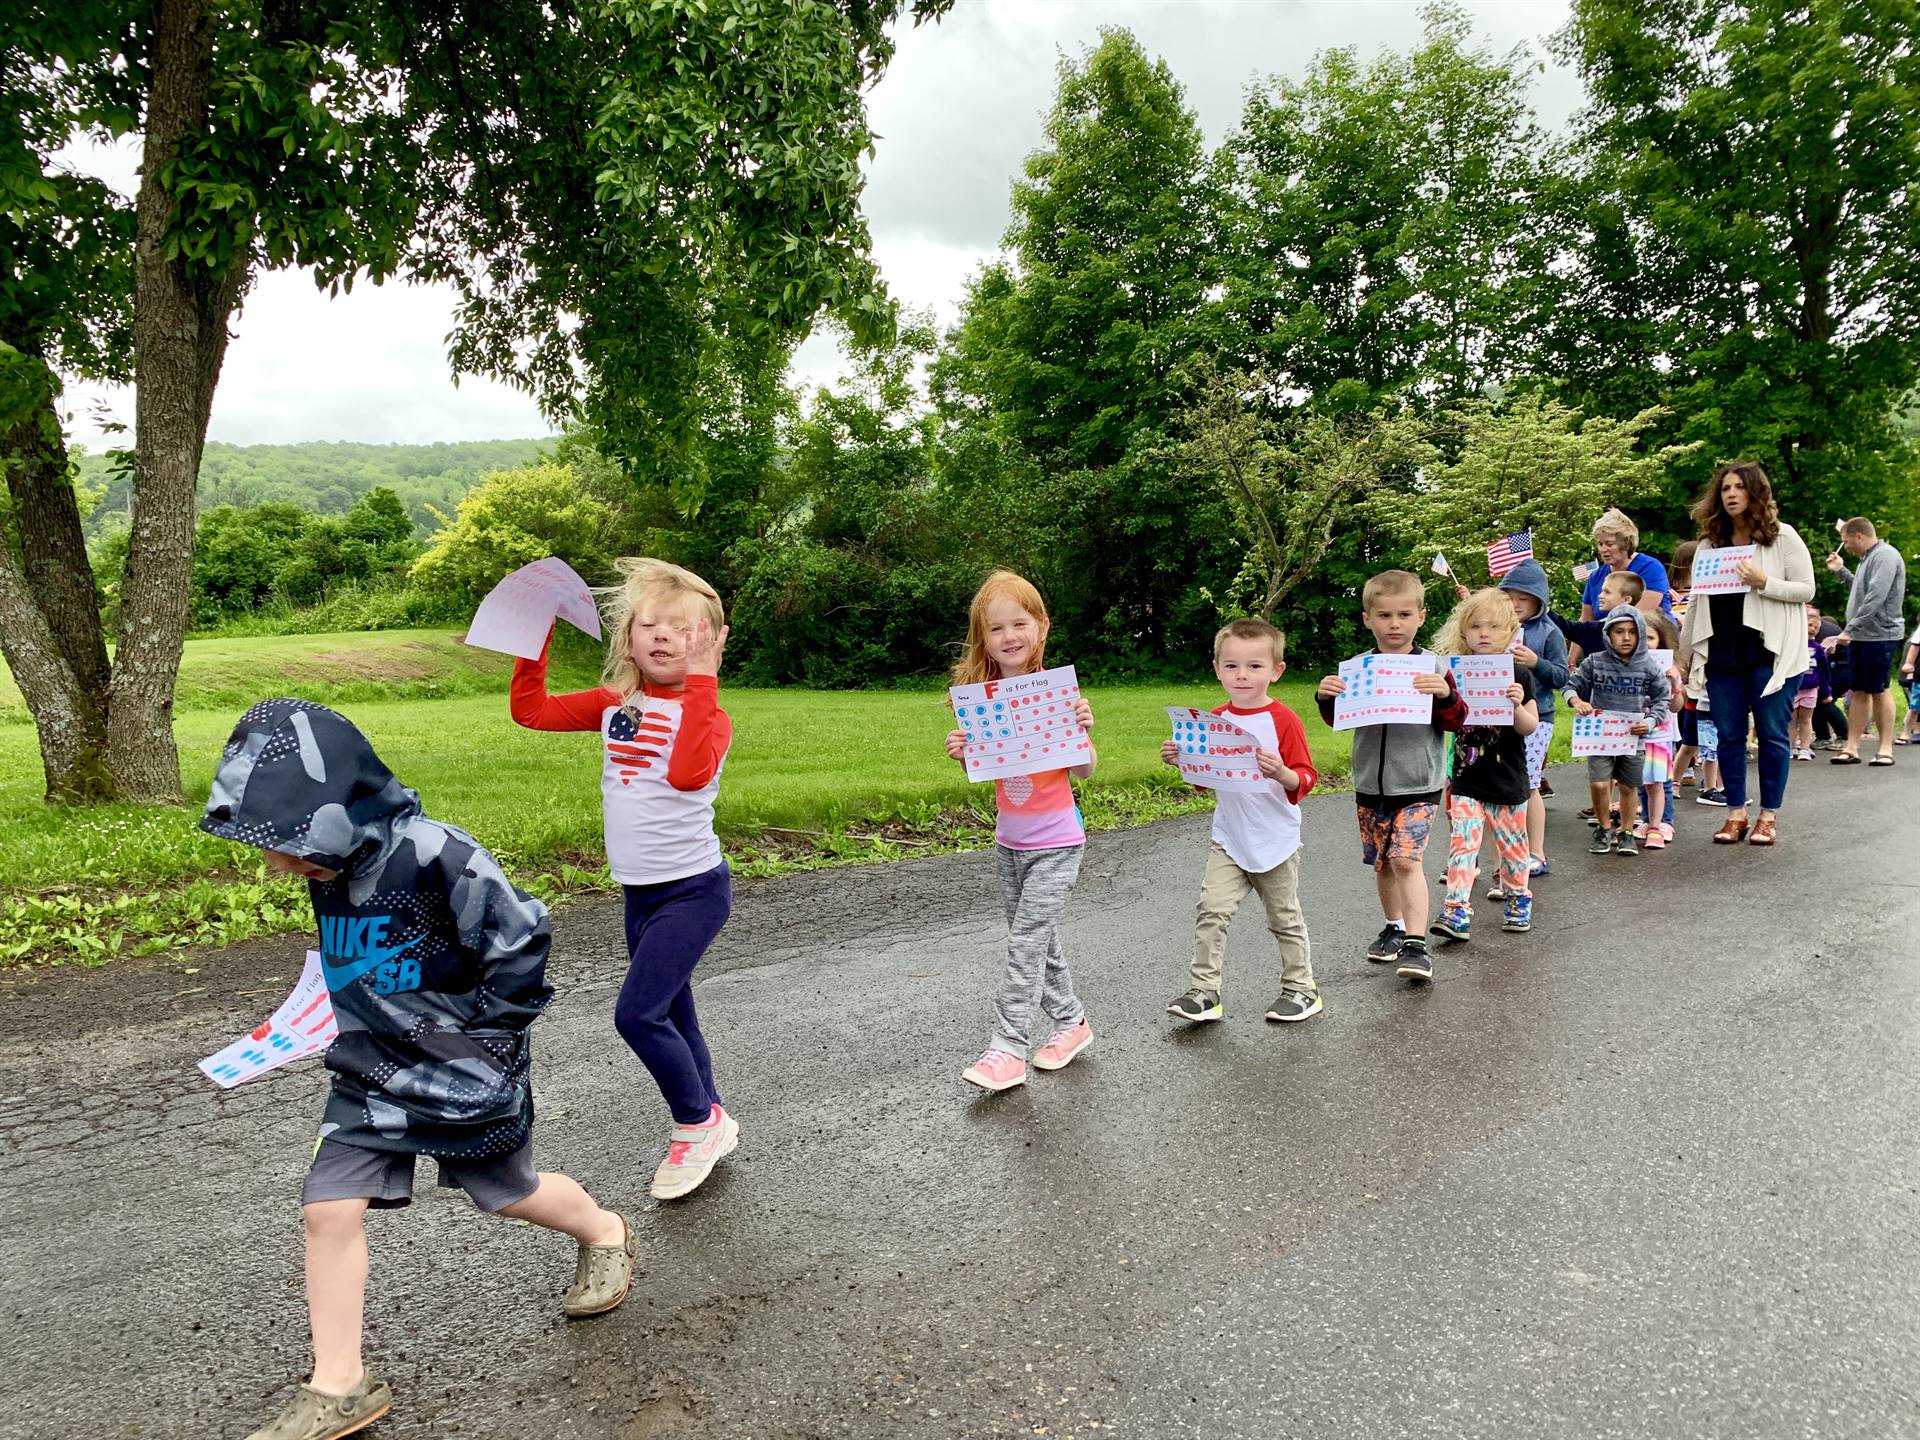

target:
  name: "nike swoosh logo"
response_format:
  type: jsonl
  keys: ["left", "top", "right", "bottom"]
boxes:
{"left": 321, "top": 934, "right": 423, "bottom": 992}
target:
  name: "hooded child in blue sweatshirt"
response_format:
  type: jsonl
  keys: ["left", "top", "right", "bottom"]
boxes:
{"left": 1565, "top": 608, "right": 1670, "bottom": 855}
{"left": 200, "top": 699, "right": 637, "bottom": 1440}
{"left": 1496, "top": 559, "right": 1569, "bottom": 878}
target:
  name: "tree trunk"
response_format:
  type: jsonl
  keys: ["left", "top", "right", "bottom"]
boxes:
{"left": 1, "top": 393, "right": 115, "bottom": 800}
{"left": 110, "top": 0, "right": 248, "bottom": 803}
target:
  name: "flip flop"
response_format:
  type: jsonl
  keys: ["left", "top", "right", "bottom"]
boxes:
{"left": 1830, "top": 753, "right": 1863, "bottom": 765}
{"left": 1869, "top": 755, "right": 1895, "bottom": 766}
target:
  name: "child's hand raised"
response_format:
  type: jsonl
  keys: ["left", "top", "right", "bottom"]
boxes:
{"left": 1160, "top": 739, "right": 1180, "bottom": 767}
{"left": 1411, "top": 671, "right": 1450, "bottom": 696}
{"left": 1316, "top": 674, "right": 1345, "bottom": 700}
{"left": 1511, "top": 641, "right": 1537, "bottom": 667}
{"left": 1073, "top": 697, "right": 1094, "bottom": 728}
{"left": 945, "top": 729, "right": 969, "bottom": 762}
{"left": 685, "top": 620, "right": 729, "bottom": 678}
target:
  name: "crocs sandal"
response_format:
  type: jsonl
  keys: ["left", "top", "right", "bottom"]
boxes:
{"left": 245, "top": 1377, "right": 391, "bottom": 1440}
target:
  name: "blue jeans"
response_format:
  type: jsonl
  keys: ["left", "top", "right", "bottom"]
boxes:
{"left": 1706, "top": 663, "right": 1794, "bottom": 812}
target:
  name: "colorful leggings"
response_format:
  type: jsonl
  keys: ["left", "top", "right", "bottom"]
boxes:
{"left": 1444, "top": 796, "right": 1530, "bottom": 910}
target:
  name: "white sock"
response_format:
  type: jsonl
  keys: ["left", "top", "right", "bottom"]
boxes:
{"left": 1386, "top": 917, "right": 1405, "bottom": 931}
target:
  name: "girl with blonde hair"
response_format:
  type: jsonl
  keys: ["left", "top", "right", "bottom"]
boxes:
{"left": 1430, "top": 588, "right": 1541, "bottom": 942}
{"left": 944, "top": 571, "right": 1099, "bottom": 1092}
{"left": 509, "top": 557, "right": 742, "bottom": 1200}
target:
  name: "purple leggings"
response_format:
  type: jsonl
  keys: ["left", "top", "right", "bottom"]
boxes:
{"left": 614, "top": 862, "right": 731, "bottom": 1125}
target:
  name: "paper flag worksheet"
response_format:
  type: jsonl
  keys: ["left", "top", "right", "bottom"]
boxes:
{"left": 949, "top": 665, "right": 1093, "bottom": 783}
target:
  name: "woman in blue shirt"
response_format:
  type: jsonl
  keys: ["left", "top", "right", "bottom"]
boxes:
{"left": 1580, "top": 508, "right": 1672, "bottom": 622}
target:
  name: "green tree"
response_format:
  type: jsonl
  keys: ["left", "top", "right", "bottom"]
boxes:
{"left": 1554, "top": 0, "right": 1920, "bottom": 545}
{"left": 1368, "top": 393, "right": 1701, "bottom": 605}
{"left": 410, "top": 463, "right": 619, "bottom": 605}
{"left": 1219, "top": 2, "right": 1563, "bottom": 407}
{"left": 1, "top": 0, "right": 948, "bottom": 803}
{"left": 191, "top": 501, "right": 309, "bottom": 623}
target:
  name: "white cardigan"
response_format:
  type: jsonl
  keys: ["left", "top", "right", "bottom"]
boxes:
{"left": 1681, "top": 522, "right": 1816, "bottom": 698}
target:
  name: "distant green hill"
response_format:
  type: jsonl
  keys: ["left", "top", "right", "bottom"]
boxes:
{"left": 77, "top": 436, "right": 557, "bottom": 538}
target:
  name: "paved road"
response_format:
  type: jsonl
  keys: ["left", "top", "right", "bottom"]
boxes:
{"left": 4, "top": 760, "right": 1919, "bottom": 1440}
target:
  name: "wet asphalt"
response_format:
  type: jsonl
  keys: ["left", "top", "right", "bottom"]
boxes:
{"left": 3, "top": 758, "right": 1918, "bottom": 1440}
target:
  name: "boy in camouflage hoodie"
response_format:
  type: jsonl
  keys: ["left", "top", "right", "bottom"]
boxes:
{"left": 200, "top": 700, "right": 635, "bottom": 1440}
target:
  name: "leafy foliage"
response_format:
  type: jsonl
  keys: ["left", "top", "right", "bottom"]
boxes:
{"left": 409, "top": 462, "right": 621, "bottom": 604}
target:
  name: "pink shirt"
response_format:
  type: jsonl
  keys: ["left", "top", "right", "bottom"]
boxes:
{"left": 995, "top": 768, "right": 1085, "bottom": 850}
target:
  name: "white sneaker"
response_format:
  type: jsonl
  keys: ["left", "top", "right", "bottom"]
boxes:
{"left": 650, "top": 1106, "right": 740, "bottom": 1200}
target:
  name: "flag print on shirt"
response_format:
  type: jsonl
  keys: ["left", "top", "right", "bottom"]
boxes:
{"left": 606, "top": 707, "right": 673, "bottom": 785}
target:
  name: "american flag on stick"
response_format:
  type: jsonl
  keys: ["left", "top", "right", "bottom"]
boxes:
{"left": 1485, "top": 529, "right": 1533, "bottom": 577}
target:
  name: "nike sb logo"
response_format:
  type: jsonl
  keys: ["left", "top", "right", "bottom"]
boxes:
{"left": 318, "top": 913, "right": 424, "bottom": 995}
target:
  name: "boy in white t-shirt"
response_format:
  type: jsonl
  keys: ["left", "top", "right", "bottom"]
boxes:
{"left": 1160, "top": 618, "right": 1322, "bottom": 1025}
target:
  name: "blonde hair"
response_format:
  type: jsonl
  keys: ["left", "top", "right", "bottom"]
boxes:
{"left": 1645, "top": 609, "right": 1679, "bottom": 650}
{"left": 1593, "top": 507, "right": 1639, "bottom": 551}
{"left": 1433, "top": 587, "right": 1518, "bottom": 656}
{"left": 1361, "top": 569, "right": 1424, "bottom": 612}
{"left": 601, "top": 557, "right": 725, "bottom": 701}
{"left": 1213, "top": 617, "right": 1285, "bottom": 667}
{"left": 951, "top": 569, "right": 1049, "bottom": 687}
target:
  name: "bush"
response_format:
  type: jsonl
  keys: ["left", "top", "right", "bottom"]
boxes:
{"left": 410, "top": 462, "right": 619, "bottom": 603}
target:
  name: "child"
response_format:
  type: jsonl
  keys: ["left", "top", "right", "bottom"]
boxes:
{"left": 1566, "top": 606, "right": 1670, "bottom": 856}
{"left": 1430, "top": 588, "right": 1539, "bottom": 941}
{"left": 1634, "top": 610, "right": 1684, "bottom": 849}
{"left": 1902, "top": 618, "right": 1920, "bottom": 744}
{"left": 1792, "top": 605, "right": 1833, "bottom": 760}
{"left": 201, "top": 701, "right": 635, "bottom": 1440}
{"left": 1494, "top": 559, "right": 1568, "bottom": 887}
{"left": 1551, "top": 569, "right": 1645, "bottom": 829}
{"left": 510, "top": 558, "right": 739, "bottom": 1201}
{"left": 1315, "top": 570, "right": 1468, "bottom": 983}
{"left": 945, "top": 570, "right": 1098, "bottom": 1091}
{"left": 1161, "top": 618, "right": 1321, "bottom": 1024}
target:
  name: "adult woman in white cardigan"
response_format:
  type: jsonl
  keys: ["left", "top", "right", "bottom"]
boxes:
{"left": 1680, "top": 460, "right": 1815, "bottom": 846}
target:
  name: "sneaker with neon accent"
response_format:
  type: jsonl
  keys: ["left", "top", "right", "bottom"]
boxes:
{"left": 650, "top": 1106, "right": 740, "bottom": 1201}
{"left": 962, "top": 1048, "right": 1027, "bottom": 1092}
{"left": 1166, "top": 988, "right": 1223, "bottom": 1023}
{"left": 1643, "top": 827, "right": 1666, "bottom": 850}
{"left": 1031, "top": 1017, "right": 1092, "bottom": 1071}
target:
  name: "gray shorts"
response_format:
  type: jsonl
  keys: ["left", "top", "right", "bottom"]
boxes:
{"left": 302, "top": 1137, "right": 538, "bottom": 1214}
{"left": 1586, "top": 753, "right": 1645, "bottom": 788}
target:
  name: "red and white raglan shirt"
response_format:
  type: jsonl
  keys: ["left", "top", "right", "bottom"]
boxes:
{"left": 510, "top": 637, "right": 732, "bottom": 886}
{"left": 1208, "top": 700, "right": 1318, "bottom": 874}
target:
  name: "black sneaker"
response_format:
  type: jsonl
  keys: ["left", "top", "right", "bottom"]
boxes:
{"left": 1696, "top": 788, "right": 1728, "bottom": 807}
{"left": 1264, "top": 988, "right": 1323, "bottom": 1023}
{"left": 1365, "top": 925, "right": 1406, "bottom": 963}
{"left": 1537, "top": 777, "right": 1554, "bottom": 798}
{"left": 1166, "top": 988, "right": 1223, "bottom": 1023}
{"left": 1614, "top": 831, "right": 1639, "bottom": 857}
{"left": 1395, "top": 940, "right": 1434, "bottom": 983}
{"left": 1588, "top": 827, "right": 1614, "bottom": 854}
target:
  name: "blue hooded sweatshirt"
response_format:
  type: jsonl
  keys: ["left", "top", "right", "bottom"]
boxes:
{"left": 1564, "top": 606, "right": 1671, "bottom": 728}
{"left": 1497, "top": 559, "right": 1569, "bottom": 720}
{"left": 199, "top": 699, "right": 553, "bottom": 1159}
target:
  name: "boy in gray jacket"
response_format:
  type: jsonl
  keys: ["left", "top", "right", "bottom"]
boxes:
{"left": 1565, "top": 607, "right": 1670, "bottom": 856}
{"left": 1316, "top": 570, "right": 1468, "bottom": 983}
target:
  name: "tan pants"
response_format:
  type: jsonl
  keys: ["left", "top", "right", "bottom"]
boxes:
{"left": 1188, "top": 843, "right": 1314, "bottom": 996}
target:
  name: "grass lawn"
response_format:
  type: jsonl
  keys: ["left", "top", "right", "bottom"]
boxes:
{"left": 3, "top": 629, "right": 1382, "bottom": 965}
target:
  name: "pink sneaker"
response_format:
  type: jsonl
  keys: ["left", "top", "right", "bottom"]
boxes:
{"left": 1631, "top": 821, "right": 1649, "bottom": 840}
{"left": 649, "top": 1105, "right": 740, "bottom": 1201}
{"left": 963, "top": 1048, "right": 1026, "bottom": 1092}
{"left": 1031, "top": 1017, "right": 1092, "bottom": 1072}
{"left": 1659, "top": 822, "right": 1674, "bottom": 843}
{"left": 1643, "top": 828, "right": 1665, "bottom": 849}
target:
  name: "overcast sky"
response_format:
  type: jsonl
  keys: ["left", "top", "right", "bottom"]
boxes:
{"left": 61, "top": 0, "right": 1577, "bottom": 450}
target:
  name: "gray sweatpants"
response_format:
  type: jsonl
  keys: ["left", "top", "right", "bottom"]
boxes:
{"left": 988, "top": 843, "right": 1086, "bottom": 1055}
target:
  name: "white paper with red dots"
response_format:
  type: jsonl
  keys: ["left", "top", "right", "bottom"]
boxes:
{"left": 1165, "top": 707, "right": 1269, "bottom": 791}
{"left": 197, "top": 950, "right": 338, "bottom": 1088}
{"left": 950, "top": 665, "right": 1093, "bottom": 783}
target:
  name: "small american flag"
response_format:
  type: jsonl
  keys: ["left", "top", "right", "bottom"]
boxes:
{"left": 1486, "top": 530, "right": 1533, "bottom": 577}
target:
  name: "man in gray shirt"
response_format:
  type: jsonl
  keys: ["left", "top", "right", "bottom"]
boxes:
{"left": 1824, "top": 516, "right": 1909, "bottom": 765}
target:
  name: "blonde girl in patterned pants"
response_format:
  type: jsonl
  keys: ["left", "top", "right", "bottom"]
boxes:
{"left": 1431, "top": 588, "right": 1542, "bottom": 943}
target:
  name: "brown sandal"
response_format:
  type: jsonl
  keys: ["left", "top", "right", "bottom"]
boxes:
{"left": 1712, "top": 816, "right": 1750, "bottom": 844}
{"left": 1748, "top": 816, "right": 1777, "bottom": 846}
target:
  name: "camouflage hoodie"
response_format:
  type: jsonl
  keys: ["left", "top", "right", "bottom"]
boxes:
{"left": 199, "top": 699, "right": 552, "bottom": 1158}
